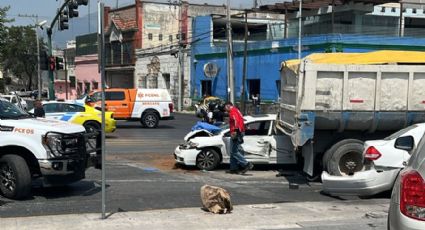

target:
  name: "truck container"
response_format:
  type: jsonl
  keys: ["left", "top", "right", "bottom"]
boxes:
{"left": 277, "top": 51, "right": 425, "bottom": 179}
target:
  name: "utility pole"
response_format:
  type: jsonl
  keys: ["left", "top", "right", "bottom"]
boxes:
{"left": 177, "top": 0, "right": 184, "bottom": 111}
{"left": 64, "top": 49, "right": 68, "bottom": 100}
{"left": 241, "top": 10, "right": 248, "bottom": 114}
{"left": 18, "top": 14, "right": 42, "bottom": 99}
{"left": 226, "top": 0, "right": 235, "bottom": 104}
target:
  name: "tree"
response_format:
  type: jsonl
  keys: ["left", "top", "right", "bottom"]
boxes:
{"left": 0, "top": 6, "right": 13, "bottom": 61}
{"left": 2, "top": 26, "right": 40, "bottom": 90}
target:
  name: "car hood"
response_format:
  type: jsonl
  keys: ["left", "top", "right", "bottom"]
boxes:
{"left": 184, "top": 129, "right": 214, "bottom": 141}
{"left": 1, "top": 118, "right": 85, "bottom": 134}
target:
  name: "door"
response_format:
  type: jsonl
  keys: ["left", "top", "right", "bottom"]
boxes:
{"left": 269, "top": 123, "right": 296, "bottom": 164}
{"left": 241, "top": 120, "right": 272, "bottom": 161}
{"left": 104, "top": 90, "right": 130, "bottom": 119}
{"left": 201, "top": 80, "right": 212, "bottom": 97}
{"left": 43, "top": 103, "right": 65, "bottom": 120}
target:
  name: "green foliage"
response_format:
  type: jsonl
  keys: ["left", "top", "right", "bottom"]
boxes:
{"left": 0, "top": 6, "right": 14, "bottom": 61}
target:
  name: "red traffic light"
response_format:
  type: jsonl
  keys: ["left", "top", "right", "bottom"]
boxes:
{"left": 49, "top": 56, "right": 56, "bottom": 71}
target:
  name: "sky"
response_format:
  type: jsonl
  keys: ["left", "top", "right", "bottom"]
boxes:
{"left": 2, "top": 0, "right": 284, "bottom": 27}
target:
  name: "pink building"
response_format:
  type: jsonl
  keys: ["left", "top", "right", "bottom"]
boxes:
{"left": 75, "top": 54, "right": 100, "bottom": 97}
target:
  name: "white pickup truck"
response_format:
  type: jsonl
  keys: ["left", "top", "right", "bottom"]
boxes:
{"left": 0, "top": 98, "right": 100, "bottom": 199}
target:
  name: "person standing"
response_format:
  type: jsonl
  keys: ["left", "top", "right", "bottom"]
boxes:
{"left": 33, "top": 100, "right": 45, "bottom": 118}
{"left": 224, "top": 102, "right": 253, "bottom": 174}
{"left": 252, "top": 94, "right": 261, "bottom": 115}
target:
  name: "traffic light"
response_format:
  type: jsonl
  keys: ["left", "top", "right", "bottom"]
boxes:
{"left": 77, "top": 0, "right": 89, "bottom": 6}
{"left": 68, "top": 0, "right": 79, "bottom": 18}
{"left": 49, "top": 56, "right": 56, "bottom": 71}
{"left": 40, "top": 50, "right": 49, "bottom": 71}
{"left": 56, "top": 56, "right": 65, "bottom": 70}
{"left": 58, "top": 10, "right": 69, "bottom": 30}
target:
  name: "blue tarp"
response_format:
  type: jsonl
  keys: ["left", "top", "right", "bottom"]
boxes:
{"left": 191, "top": 121, "right": 222, "bottom": 134}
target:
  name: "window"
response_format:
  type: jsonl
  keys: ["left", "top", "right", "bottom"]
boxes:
{"left": 276, "top": 80, "right": 281, "bottom": 97}
{"left": 148, "top": 33, "right": 153, "bottom": 40}
{"left": 44, "top": 103, "right": 61, "bottom": 113}
{"left": 391, "top": 7, "right": 396, "bottom": 13}
{"left": 201, "top": 80, "right": 212, "bottom": 97}
{"left": 63, "top": 104, "right": 85, "bottom": 112}
{"left": 169, "top": 35, "right": 173, "bottom": 42}
{"left": 93, "top": 82, "right": 99, "bottom": 90}
{"left": 381, "top": 7, "right": 386, "bottom": 13}
{"left": 85, "top": 82, "right": 91, "bottom": 93}
{"left": 181, "top": 32, "right": 186, "bottom": 40}
{"left": 413, "top": 8, "right": 417, "bottom": 14}
{"left": 11, "top": 97, "right": 17, "bottom": 104}
{"left": 248, "top": 79, "right": 261, "bottom": 99}
{"left": 163, "top": 73, "right": 170, "bottom": 89}
{"left": 106, "top": 91, "right": 125, "bottom": 100}
{"left": 245, "top": 121, "right": 271, "bottom": 136}
{"left": 159, "top": 34, "right": 163, "bottom": 41}
{"left": 69, "top": 76, "right": 76, "bottom": 88}
{"left": 111, "top": 41, "right": 122, "bottom": 65}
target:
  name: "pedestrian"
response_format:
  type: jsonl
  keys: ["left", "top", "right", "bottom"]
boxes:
{"left": 252, "top": 94, "right": 261, "bottom": 115}
{"left": 33, "top": 100, "right": 45, "bottom": 118}
{"left": 213, "top": 104, "right": 225, "bottom": 124}
{"left": 224, "top": 102, "right": 253, "bottom": 174}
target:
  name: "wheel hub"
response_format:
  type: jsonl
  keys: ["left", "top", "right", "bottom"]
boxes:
{"left": 197, "top": 151, "right": 215, "bottom": 169}
{"left": 0, "top": 165, "right": 16, "bottom": 192}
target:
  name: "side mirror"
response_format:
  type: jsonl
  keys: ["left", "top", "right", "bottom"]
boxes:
{"left": 395, "top": 136, "right": 415, "bottom": 151}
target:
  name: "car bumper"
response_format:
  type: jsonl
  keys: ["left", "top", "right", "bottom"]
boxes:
{"left": 38, "top": 153, "right": 98, "bottom": 176}
{"left": 174, "top": 146, "right": 200, "bottom": 166}
{"left": 105, "top": 120, "right": 117, "bottom": 133}
{"left": 321, "top": 169, "right": 400, "bottom": 196}
{"left": 389, "top": 202, "right": 425, "bottom": 230}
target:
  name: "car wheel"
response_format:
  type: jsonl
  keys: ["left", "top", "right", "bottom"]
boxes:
{"left": 0, "top": 155, "right": 32, "bottom": 200}
{"left": 196, "top": 149, "right": 220, "bottom": 171}
{"left": 326, "top": 139, "right": 364, "bottom": 176}
{"left": 84, "top": 121, "right": 101, "bottom": 133}
{"left": 142, "top": 112, "right": 159, "bottom": 128}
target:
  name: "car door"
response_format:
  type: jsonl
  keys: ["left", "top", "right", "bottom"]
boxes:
{"left": 43, "top": 103, "right": 65, "bottom": 120}
{"left": 241, "top": 120, "right": 273, "bottom": 160}
{"left": 104, "top": 90, "right": 129, "bottom": 119}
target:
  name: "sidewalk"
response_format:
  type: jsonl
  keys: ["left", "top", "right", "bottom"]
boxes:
{"left": 1, "top": 200, "right": 389, "bottom": 230}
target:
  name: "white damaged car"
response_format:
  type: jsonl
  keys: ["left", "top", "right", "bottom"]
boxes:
{"left": 322, "top": 123, "right": 425, "bottom": 196}
{"left": 174, "top": 114, "right": 295, "bottom": 170}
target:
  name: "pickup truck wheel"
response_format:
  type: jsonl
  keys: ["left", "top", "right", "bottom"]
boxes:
{"left": 196, "top": 149, "right": 220, "bottom": 171}
{"left": 326, "top": 140, "right": 364, "bottom": 176}
{"left": 0, "top": 155, "right": 31, "bottom": 199}
{"left": 142, "top": 112, "right": 159, "bottom": 128}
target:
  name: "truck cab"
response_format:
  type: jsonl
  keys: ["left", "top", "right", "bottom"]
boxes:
{"left": 0, "top": 98, "right": 100, "bottom": 199}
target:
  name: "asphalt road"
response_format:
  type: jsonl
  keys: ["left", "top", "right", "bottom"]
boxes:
{"left": 0, "top": 113, "right": 390, "bottom": 221}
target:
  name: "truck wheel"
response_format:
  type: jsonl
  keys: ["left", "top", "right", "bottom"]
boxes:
{"left": 142, "top": 112, "right": 159, "bottom": 128}
{"left": 0, "top": 155, "right": 31, "bottom": 199}
{"left": 196, "top": 149, "right": 220, "bottom": 171}
{"left": 326, "top": 139, "right": 364, "bottom": 176}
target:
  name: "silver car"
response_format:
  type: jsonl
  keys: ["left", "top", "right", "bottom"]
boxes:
{"left": 388, "top": 135, "right": 425, "bottom": 229}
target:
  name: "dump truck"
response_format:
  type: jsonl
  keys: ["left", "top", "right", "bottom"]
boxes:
{"left": 277, "top": 51, "right": 425, "bottom": 180}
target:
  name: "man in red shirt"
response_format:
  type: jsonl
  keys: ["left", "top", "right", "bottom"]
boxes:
{"left": 224, "top": 102, "right": 253, "bottom": 174}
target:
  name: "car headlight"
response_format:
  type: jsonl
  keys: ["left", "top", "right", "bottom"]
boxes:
{"left": 187, "top": 141, "right": 199, "bottom": 149}
{"left": 42, "top": 133, "right": 79, "bottom": 158}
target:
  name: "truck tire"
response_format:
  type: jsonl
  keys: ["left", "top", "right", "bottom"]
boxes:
{"left": 196, "top": 149, "right": 220, "bottom": 171}
{"left": 325, "top": 139, "right": 364, "bottom": 176}
{"left": 142, "top": 111, "right": 159, "bottom": 128}
{"left": 0, "top": 155, "right": 31, "bottom": 199}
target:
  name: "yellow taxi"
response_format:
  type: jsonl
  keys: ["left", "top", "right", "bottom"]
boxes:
{"left": 32, "top": 101, "right": 116, "bottom": 133}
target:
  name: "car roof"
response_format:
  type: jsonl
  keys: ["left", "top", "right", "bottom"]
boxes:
{"left": 42, "top": 100, "right": 85, "bottom": 106}
{"left": 244, "top": 114, "right": 276, "bottom": 122}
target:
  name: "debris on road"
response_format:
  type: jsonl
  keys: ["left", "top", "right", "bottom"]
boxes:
{"left": 201, "top": 185, "right": 233, "bottom": 214}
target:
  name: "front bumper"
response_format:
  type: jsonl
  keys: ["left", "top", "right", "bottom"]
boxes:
{"left": 321, "top": 169, "right": 400, "bottom": 196}
{"left": 105, "top": 119, "right": 117, "bottom": 133}
{"left": 174, "top": 146, "right": 200, "bottom": 166}
{"left": 38, "top": 153, "right": 98, "bottom": 176}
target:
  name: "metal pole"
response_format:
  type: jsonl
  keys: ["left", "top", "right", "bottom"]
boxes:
{"left": 47, "top": 29, "right": 55, "bottom": 100}
{"left": 64, "top": 50, "right": 68, "bottom": 100}
{"left": 98, "top": 0, "right": 107, "bottom": 219}
{"left": 241, "top": 11, "right": 248, "bottom": 114}
{"left": 36, "top": 16, "right": 42, "bottom": 100}
{"left": 226, "top": 0, "right": 235, "bottom": 104}
{"left": 298, "top": 0, "right": 302, "bottom": 60}
{"left": 399, "top": 2, "right": 404, "bottom": 37}
{"left": 177, "top": 0, "right": 184, "bottom": 111}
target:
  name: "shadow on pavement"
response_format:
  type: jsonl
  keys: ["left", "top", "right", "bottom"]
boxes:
{"left": 30, "top": 181, "right": 104, "bottom": 199}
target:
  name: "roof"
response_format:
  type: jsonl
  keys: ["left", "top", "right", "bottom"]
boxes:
{"left": 244, "top": 114, "right": 277, "bottom": 122}
{"left": 111, "top": 16, "right": 138, "bottom": 31}
{"left": 258, "top": 0, "right": 400, "bottom": 13}
{"left": 283, "top": 50, "right": 425, "bottom": 71}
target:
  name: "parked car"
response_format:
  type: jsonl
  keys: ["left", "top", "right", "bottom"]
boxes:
{"left": 388, "top": 133, "right": 425, "bottom": 229}
{"left": 0, "top": 94, "right": 26, "bottom": 111}
{"left": 30, "top": 101, "right": 116, "bottom": 133}
{"left": 194, "top": 96, "right": 222, "bottom": 118}
{"left": 174, "top": 114, "right": 295, "bottom": 170}
{"left": 30, "top": 90, "right": 48, "bottom": 99}
{"left": 322, "top": 123, "right": 425, "bottom": 197}
{"left": 14, "top": 88, "right": 32, "bottom": 97}
{"left": 87, "top": 88, "right": 174, "bottom": 128}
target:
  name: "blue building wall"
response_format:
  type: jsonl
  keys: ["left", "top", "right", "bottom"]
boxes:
{"left": 191, "top": 16, "right": 425, "bottom": 102}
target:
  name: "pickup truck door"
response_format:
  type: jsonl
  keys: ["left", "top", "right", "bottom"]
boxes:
{"left": 241, "top": 120, "right": 272, "bottom": 160}
{"left": 103, "top": 91, "right": 130, "bottom": 119}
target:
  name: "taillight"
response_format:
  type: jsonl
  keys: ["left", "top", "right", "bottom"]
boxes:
{"left": 364, "top": 146, "right": 381, "bottom": 161}
{"left": 169, "top": 103, "right": 174, "bottom": 113}
{"left": 400, "top": 170, "right": 425, "bottom": 221}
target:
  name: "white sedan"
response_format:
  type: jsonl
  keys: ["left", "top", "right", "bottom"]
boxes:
{"left": 174, "top": 114, "right": 295, "bottom": 170}
{"left": 322, "top": 123, "right": 425, "bottom": 196}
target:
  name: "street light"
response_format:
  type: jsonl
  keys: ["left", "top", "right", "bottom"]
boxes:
{"left": 36, "top": 19, "right": 48, "bottom": 100}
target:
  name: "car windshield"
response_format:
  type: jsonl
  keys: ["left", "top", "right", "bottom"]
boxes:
{"left": 0, "top": 100, "right": 31, "bottom": 119}
{"left": 383, "top": 124, "right": 418, "bottom": 141}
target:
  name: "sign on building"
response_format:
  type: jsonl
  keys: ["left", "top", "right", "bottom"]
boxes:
{"left": 203, "top": 62, "right": 219, "bottom": 78}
